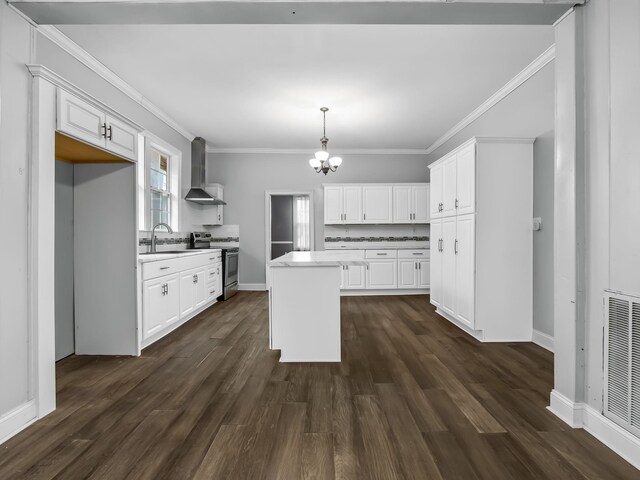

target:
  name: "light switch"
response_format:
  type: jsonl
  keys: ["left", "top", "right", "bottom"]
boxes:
{"left": 532, "top": 217, "right": 542, "bottom": 231}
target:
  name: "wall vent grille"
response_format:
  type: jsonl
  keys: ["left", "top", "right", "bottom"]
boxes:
{"left": 604, "top": 291, "right": 640, "bottom": 438}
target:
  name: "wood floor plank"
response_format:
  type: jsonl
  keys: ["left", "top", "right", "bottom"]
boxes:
{"left": 301, "top": 432, "right": 335, "bottom": 480}
{"left": 0, "top": 292, "right": 635, "bottom": 480}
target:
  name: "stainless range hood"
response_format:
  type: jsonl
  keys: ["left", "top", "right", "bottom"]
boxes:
{"left": 185, "top": 137, "right": 226, "bottom": 205}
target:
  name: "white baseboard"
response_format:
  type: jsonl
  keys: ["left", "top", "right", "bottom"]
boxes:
{"left": 238, "top": 283, "right": 266, "bottom": 291}
{"left": 532, "top": 329, "right": 554, "bottom": 352}
{"left": 340, "top": 288, "right": 428, "bottom": 296}
{"left": 0, "top": 400, "right": 37, "bottom": 445}
{"left": 549, "top": 390, "right": 640, "bottom": 470}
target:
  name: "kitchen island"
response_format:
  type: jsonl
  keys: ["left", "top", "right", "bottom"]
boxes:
{"left": 268, "top": 250, "right": 366, "bottom": 362}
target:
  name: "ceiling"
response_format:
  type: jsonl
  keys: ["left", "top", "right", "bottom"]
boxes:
{"left": 58, "top": 24, "right": 554, "bottom": 150}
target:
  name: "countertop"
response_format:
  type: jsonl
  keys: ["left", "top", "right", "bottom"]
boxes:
{"left": 138, "top": 248, "right": 222, "bottom": 263}
{"left": 269, "top": 250, "right": 368, "bottom": 267}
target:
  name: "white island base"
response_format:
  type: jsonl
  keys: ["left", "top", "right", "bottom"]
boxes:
{"left": 269, "top": 251, "right": 367, "bottom": 362}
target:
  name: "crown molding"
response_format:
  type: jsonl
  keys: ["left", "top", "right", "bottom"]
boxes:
{"left": 205, "top": 147, "right": 427, "bottom": 155}
{"left": 36, "top": 25, "right": 196, "bottom": 141}
{"left": 425, "top": 43, "right": 555, "bottom": 155}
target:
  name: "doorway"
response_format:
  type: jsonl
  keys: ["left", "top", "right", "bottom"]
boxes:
{"left": 265, "top": 191, "right": 314, "bottom": 288}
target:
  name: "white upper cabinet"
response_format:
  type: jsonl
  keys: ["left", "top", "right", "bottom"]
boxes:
{"left": 363, "top": 186, "right": 393, "bottom": 224}
{"left": 455, "top": 144, "right": 476, "bottom": 215}
{"left": 325, "top": 183, "right": 428, "bottom": 225}
{"left": 442, "top": 155, "right": 457, "bottom": 218}
{"left": 393, "top": 186, "right": 412, "bottom": 223}
{"left": 413, "top": 185, "right": 430, "bottom": 223}
{"left": 429, "top": 142, "right": 476, "bottom": 219}
{"left": 393, "top": 184, "right": 430, "bottom": 223}
{"left": 324, "top": 186, "right": 344, "bottom": 224}
{"left": 57, "top": 88, "right": 140, "bottom": 162}
{"left": 430, "top": 164, "right": 443, "bottom": 219}
{"left": 324, "top": 185, "right": 362, "bottom": 224}
{"left": 58, "top": 89, "right": 106, "bottom": 147}
{"left": 105, "top": 115, "right": 138, "bottom": 160}
{"left": 343, "top": 186, "right": 363, "bottom": 223}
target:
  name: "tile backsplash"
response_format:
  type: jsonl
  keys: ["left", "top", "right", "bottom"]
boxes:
{"left": 324, "top": 224, "right": 429, "bottom": 244}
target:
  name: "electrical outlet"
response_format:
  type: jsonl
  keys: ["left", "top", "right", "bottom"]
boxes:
{"left": 532, "top": 217, "right": 542, "bottom": 231}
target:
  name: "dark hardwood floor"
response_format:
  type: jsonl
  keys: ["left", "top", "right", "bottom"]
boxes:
{"left": 0, "top": 292, "right": 637, "bottom": 479}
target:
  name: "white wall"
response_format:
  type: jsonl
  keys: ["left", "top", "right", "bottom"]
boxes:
{"left": 54, "top": 161, "right": 75, "bottom": 360}
{"left": 0, "top": 1, "right": 34, "bottom": 418}
{"left": 426, "top": 61, "right": 555, "bottom": 338}
{"left": 206, "top": 153, "right": 429, "bottom": 285}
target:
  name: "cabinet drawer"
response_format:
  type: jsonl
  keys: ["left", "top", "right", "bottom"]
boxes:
{"left": 207, "top": 263, "right": 221, "bottom": 285}
{"left": 142, "top": 257, "right": 182, "bottom": 281}
{"left": 397, "top": 249, "right": 430, "bottom": 259}
{"left": 365, "top": 250, "right": 397, "bottom": 259}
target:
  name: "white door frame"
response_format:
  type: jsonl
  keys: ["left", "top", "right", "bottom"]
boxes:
{"left": 264, "top": 190, "right": 315, "bottom": 290}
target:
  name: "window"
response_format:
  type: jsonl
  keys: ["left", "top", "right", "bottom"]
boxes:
{"left": 149, "top": 150, "right": 170, "bottom": 226}
{"left": 138, "top": 134, "right": 181, "bottom": 231}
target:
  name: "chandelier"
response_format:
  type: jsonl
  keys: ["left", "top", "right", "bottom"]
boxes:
{"left": 309, "top": 107, "right": 342, "bottom": 175}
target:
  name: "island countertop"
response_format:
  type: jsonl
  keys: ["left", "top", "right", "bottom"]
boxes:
{"left": 269, "top": 250, "right": 367, "bottom": 267}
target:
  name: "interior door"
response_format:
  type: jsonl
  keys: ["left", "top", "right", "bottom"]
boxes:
{"left": 455, "top": 214, "right": 475, "bottom": 328}
{"left": 413, "top": 185, "right": 430, "bottom": 223}
{"left": 362, "top": 186, "right": 393, "bottom": 224}
{"left": 430, "top": 219, "right": 442, "bottom": 306}
{"left": 441, "top": 216, "right": 457, "bottom": 316}
{"left": 343, "top": 186, "right": 362, "bottom": 223}
{"left": 430, "top": 164, "right": 443, "bottom": 219}
{"left": 324, "top": 186, "right": 343, "bottom": 224}
{"left": 442, "top": 155, "right": 457, "bottom": 218}
{"left": 398, "top": 260, "right": 418, "bottom": 288}
{"left": 393, "top": 186, "right": 412, "bottom": 223}
{"left": 455, "top": 144, "right": 476, "bottom": 215}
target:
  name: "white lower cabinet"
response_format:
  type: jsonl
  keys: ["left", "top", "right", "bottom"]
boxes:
{"left": 342, "top": 265, "right": 366, "bottom": 289}
{"left": 142, "top": 274, "right": 179, "bottom": 340}
{"left": 398, "top": 260, "right": 419, "bottom": 288}
{"left": 141, "top": 252, "right": 222, "bottom": 347}
{"left": 366, "top": 261, "right": 397, "bottom": 289}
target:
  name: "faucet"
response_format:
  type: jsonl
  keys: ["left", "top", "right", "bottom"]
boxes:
{"left": 150, "top": 223, "right": 174, "bottom": 253}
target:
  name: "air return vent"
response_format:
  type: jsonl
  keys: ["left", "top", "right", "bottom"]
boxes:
{"left": 604, "top": 291, "right": 640, "bottom": 438}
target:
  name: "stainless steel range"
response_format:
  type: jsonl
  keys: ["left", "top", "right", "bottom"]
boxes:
{"left": 191, "top": 232, "right": 238, "bottom": 301}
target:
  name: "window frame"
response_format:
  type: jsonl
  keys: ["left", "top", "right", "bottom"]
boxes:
{"left": 138, "top": 132, "right": 181, "bottom": 232}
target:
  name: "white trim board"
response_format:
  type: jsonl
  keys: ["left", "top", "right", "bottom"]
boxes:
{"left": 549, "top": 390, "right": 640, "bottom": 471}
{"left": 0, "top": 401, "right": 37, "bottom": 446}
{"left": 532, "top": 329, "right": 554, "bottom": 352}
{"left": 238, "top": 283, "right": 267, "bottom": 291}
{"left": 425, "top": 44, "right": 556, "bottom": 154}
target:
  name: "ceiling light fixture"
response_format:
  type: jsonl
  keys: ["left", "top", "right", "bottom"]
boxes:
{"left": 309, "top": 107, "right": 342, "bottom": 175}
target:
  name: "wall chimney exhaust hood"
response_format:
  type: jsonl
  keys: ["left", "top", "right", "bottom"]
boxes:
{"left": 185, "top": 137, "right": 226, "bottom": 205}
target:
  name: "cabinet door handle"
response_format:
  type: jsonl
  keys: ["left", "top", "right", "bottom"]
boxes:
{"left": 107, "top": 125, "right": 113, "bottom": 141}
{"left": 439, "top": 239, "right": 443, "bottom": 252}
{"left": 218, "top": 214, "right": 221, "bottom": 221}
{"left": 414, "top": 262, "right": 417, "bottom": 270}
{"left": 455, "top": 198, "right": 459, "bottom": 209}
{"left": 454, "top": 239, "right": 458, "bottom": 255}
{"left": 376, "top": 253, "right": 387, "bottom": 256}
{"left": 160, "top": 266, "right": 170, "bottom": 270}
{"left": 101, "top": 122, "right": 107, "bottom": 138}
{"left": 418, "top": 262, "right": 421, "bottom": 270}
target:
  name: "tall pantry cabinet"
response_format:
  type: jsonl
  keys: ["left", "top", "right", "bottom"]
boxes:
{"left": 429, "top": 138, "right": 533, "bottom": 342}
